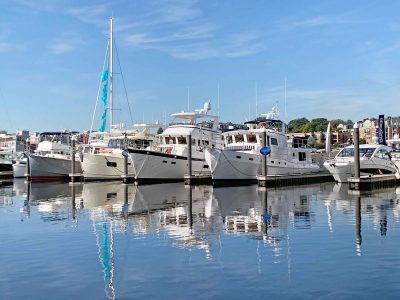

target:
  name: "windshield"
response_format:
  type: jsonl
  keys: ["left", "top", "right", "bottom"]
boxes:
{"left": 337, "top": 147, "right": 375, "bottom": 158}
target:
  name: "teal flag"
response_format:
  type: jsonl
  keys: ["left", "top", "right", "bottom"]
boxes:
{"left": 99, "top": 69, "right": 109, "bottom": 132}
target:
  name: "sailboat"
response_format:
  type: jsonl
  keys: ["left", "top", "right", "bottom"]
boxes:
{"left": 81, "top": 18, "right": 160, "bottom": 180}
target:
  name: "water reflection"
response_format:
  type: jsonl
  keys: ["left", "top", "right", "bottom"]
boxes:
{"left": 3, "top": 180, "right": 400, "bottom": 298}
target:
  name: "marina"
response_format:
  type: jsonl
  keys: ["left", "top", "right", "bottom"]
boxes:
{"left": 3, "top": 1, "right": 400, "bottom": 299}
{"left": 2, "top": 180, "right": 400, "bottom": 299}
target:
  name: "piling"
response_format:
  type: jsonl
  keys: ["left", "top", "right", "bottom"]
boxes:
{"left": 184, "top": 134, "right": 193, "bottom": 185}
{"left": 353, "top": 123, "right": 360, "bottom": 179}
{"left": 257, "top": 129, "right": 268, "bottom": 187}
{"left": 121, "top": 150, "right": 135, "bottom": 183}
{"left": 69, "top": 139, "right": 82, "bottom": 182}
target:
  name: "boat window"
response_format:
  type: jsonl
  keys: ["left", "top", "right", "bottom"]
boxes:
{"left": 203, "top": 140, "right": 209, "bottom": 146}
{"left": 271, "top": 138, "right": 278, "bottom": 146}
{"left": 177, "top": 136, "right": 187, "bottom": 144}
{"left": 375, "top": 149, "right": 391, "bottom": 160}
{"left": 225, "top": 135, "right": 233, "bottom": 144}
{"left": 234, "top": 134, "right": 244, "bottom": 143}
{"left": 165, "top": 137, "right": 176, "bottom": 144}
{"left": 299, "top": 152, "right": 306, "bottom": 161}
{"left": 337, "top": 148, "right": 354, "bottom": 157}
{"left": 246, "top": 134, "right": 257, "bottom": 143}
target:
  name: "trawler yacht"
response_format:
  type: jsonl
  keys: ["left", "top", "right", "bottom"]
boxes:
{"left": 323, "top": 144, "right": 399, "bottom": 183}
{"left": 204, "top": 106, "right": 320, "bottom": 182}
{"left": 28, "top": 132, "right": 82, "bottom": 182}
{"left": 128, "top": 102, "right": 223, "bottom": 181}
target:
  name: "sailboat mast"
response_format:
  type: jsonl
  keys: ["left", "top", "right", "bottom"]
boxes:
{"left": 109, "top": 17, "right": 114, "bottom": 131}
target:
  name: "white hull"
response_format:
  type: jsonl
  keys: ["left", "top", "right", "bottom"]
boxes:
{"left": 29, "top": 155, "right": 82, "bottom": 181}
{"left": 324, "top": 159, "right": 398, "bottom": 183}
{"left": 82, "top": 152, "right": 134, "bottom": 180}
{"left": 12, "top": 162, "right": 27, "bottom": 178}
{"left": 130, "top": 149, "right": 208, "bottom": 180}
{"left": 205, "top": 148, "right": 320, "bottom": 181}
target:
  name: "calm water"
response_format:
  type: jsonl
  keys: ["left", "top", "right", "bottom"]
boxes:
{"left": 1, "top": 180, "right": 400, "bottom": 299}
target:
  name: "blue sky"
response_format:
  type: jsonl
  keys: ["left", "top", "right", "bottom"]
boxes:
{"left": 1, "top": 0, "right": 400, "bottom": 132}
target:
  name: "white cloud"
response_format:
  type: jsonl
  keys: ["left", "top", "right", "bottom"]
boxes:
{"left": 48, "top": 33, "right": 86, "bottom": 54}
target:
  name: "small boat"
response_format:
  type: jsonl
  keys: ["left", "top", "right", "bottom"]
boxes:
{"left": 12, "top": 152, "right": 28, "bottom": 178}
{"left": 323, "top": 144, "right": 399, "bottom": 182}
{"left": 29, "top": 132, "right": 82, "bottom": 182}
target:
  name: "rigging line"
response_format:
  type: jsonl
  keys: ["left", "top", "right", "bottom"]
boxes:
{"left": 113, "top": 40, "right": 134, "bottom": 126}
{"left": 90, "top": 40, "right": 110, "bottom": 134}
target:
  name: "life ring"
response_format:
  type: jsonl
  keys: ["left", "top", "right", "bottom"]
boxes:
{"left": 165, "top": 147, "right": 172, "bottom": 154}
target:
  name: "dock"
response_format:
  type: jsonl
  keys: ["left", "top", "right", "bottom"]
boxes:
{"left": 257, "top": 172, "right": 334, "bottom": 188}
{"left": 184, "top": 171, "right": 213, "bottom": 185}
{"left": 348, "top": 174, "right": 399, "bottom": 191}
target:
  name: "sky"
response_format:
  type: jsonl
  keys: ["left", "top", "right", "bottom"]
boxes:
{"left": 1, "top": 0, "right": 400, "bottom": 132}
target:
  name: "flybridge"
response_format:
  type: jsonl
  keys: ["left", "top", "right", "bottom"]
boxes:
{"left": 169, "top": 101, "right": 219, "bottom": 131}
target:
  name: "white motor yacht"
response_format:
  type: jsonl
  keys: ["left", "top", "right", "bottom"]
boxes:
{"left": 29, "top": 132, "right": 82, "bottom": 182}
{"left": 128, "top": 102, "right": 223, "bottom": 181}
{"left": 323, "top": 144, "right": 399, "bottom": 183}
{"left": 205, "top": 107, "right": 320, "bottom": 182}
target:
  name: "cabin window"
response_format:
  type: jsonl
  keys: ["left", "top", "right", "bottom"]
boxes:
{"left": 203, "top": 140, "right": 209, "bottom": 146}
{"left": 234, "top": 134, "right": 244, "bottom": 143}
{"left": 177, "top": 136, "right": 187, "bottom": 144}
{"left": 246, "top": 134, "right": 257, "bottom": 143}
{"left": 299, "top": 152, "right": 306, "bottom": 161}
{"left": 165, "top": 136, "right": 175, "bottom": 144}
{"left": 271, "top": 138, "right": 278, "bottom": 146}
{"left": 226, "top": 135, "right": 233, "bottom": 144}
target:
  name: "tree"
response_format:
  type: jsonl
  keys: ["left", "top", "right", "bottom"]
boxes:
{"left": 308, "top": 118, "right": 328, "bottom": 132}
{"left": 288, "top": 118, "right": 309, "bottom": 133}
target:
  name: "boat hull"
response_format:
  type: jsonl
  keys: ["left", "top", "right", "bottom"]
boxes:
{"left": 12, "top": 161, "right": 27, "bottom": 178}
{"left": 129, "top": 149, "right": 208, "bottom": 181}
{"left": 323, "top": 159, "right": 398, "bottom": 183}
{"left": 82, "top": 152, "right": 134, "bottom": 180}
{"left": 29, "top": 155, "right": 82, "bottom": 182}
{"left": 205, "top": 148, "right": 320, "bottom": 181}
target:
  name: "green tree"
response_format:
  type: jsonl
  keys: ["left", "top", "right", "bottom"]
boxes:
{"left": 307, "top": 118, "right": 328, "bottom": 132}
{"left": 288, "top": 118, "right": 309, "bottom": 133}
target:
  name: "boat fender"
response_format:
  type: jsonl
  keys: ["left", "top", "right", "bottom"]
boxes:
{"left": 260, "top": 147, "right": 271, "bottom": 156}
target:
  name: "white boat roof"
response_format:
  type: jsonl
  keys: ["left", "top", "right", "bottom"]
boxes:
{"left": 171, "top": 112, "right": 218, "bottom": 121}
{"left": 160, "top": 126, "right": 213, "bottom": 136}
